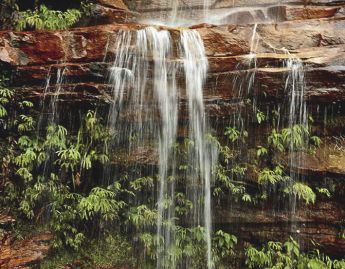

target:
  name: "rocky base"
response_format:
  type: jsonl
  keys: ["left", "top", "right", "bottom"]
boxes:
{"left": 0, "top": 214, "right": 52, "bottom": 269}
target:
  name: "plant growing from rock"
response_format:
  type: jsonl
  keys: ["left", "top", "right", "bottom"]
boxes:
{"left": 16, "top": 4, "right": 81, "bottom": 30}
{"left": 246, "top": 237, "right": 345, "bottom": 269}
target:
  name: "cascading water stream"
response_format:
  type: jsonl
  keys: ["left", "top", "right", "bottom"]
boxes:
{"left": 180, "top": 30, "right": 217, "bottom": 269}
{"left": 283, "top": 56, "right": 308, "bottom": 228}
{"left": 106, "top": 26, "right": 216, "bottom": 268}
{"left": 37, "top": 67, "right": 67, "bottom": 178}
{"left": 37, "top": 67, "right": 67, "bottom": 133}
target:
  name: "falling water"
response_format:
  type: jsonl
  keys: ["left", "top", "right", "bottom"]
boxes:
{"left": 285, "top": 58, "right": 308, "bottom": 130}
{"left": 248, "top": 23, "right": 259, "bottom": 107}
{"left": 284, "top": 56, "right": 308, "bottom": 223}
{"left": 37, "top": 67, "right": 66, "bottom": 133}
{"left": 180, "top": 30, "right": 217, "bottom": 269}
{"left": 107, "top": 26, "right": 216, "bottom": 268}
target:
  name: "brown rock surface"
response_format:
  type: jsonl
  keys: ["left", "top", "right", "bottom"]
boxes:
{"left": 0, "top": 233, "right": 52, "bottom": 269}
{"left": 215, "top": 200, "right": 345, "bottom": 256}
{"left": 97, "top": 0, "right": 128, "bottom": 10}
{"left": 0, "top": 214, "right": 52, "bottom": 269}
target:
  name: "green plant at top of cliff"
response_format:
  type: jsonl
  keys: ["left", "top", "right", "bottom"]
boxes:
{"left": 245, "top": 237, "right": 345, "bottom": 269}
{"left": 16, "top": 4, "right": 81, "bottom": 31}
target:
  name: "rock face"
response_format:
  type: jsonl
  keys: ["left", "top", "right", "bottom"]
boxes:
{"left": 0, "top": 0, "right": 345, "bottom": 260}
{"left": 216, "top": 200, "right": 345, "bottom": 256}
{"left": 1, "top": 19, "right": 345, "bottom": 108}
{"left": 0, "top": 214, "right": 52, "bottom": 269}
{"left": 97, "top": 0, "right": 128, "bottom": 10}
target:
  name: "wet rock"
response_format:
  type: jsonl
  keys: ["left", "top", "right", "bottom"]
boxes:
{"left": 285, "top": 6, "right": 341, "bottom": 20}
{"left": 215, "top": 200, "right": 345, "bottom": 256}
{"left": 283, "top": 138, "right": 345, "bottom": 177}
{"left": 97, "top": 0, "right": 129, "bottom": 10}
{"left": 0, "top": 233, "right": 52, "bottom": 269}
{"left": 92, "top": 4, "right": 137, "bottom": 24}
{"left": 0, "top": 214, "right": 52, "bottom": 269}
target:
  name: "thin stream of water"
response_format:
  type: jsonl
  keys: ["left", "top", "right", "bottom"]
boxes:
{"left": 180, "top": 29, "right": 217, "bottom": 269}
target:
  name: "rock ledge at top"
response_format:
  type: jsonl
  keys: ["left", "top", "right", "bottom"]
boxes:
{"left": 97, "top": 0, "right": 128, "bottom": 10}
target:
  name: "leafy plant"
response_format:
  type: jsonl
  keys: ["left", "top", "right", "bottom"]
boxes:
{"left": 16, "top": 5, "right": 81, "bottom": 31}
{"left": 284, "top": 182, "right": 316, "bottom": 204}
{"left": 246, "top": 237, "right": 345, "bottom": 269}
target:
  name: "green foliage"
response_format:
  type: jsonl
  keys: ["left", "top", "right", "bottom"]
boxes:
{"left": 284, "top": 182, "right": 316, "bottom": 204}
{"left": 257, "top": 146, "right": 268, "bottom": 158}
{"left": 256, "top": 110, "right": 266, "bottom": 124}
{"left": 0, "top": 67, "right": 339, "bottom": 269}
{"left": 316, "top": 187, "right": 331, "bottom": 198}
{"left": 80, "top": 0, "right": 97, "bottom": 17}
{"left": 0, "top": 75, "right": 34, "bottom": 132}
{"left": 213, "top": 230, "right": 237, "bottom": 262}
{"left": 128, "top": 205, "right": 158, "bottom": 228}
{"left": 246, "top": 237, "right": 345, "bottom": 269}
{"left": 225, "top": 126, "right": 248, "bottom": 143}
{"left": 136, "top": 225, "right": 237, "bottom": 269}
{"left": 16, "top": 5, "right": 81, "bottom": 31}
{"left": 78, "top": 186, "right": 126, "bottom": 222}
{"left": 258, "top": 165, "right": 288, "bottom": 185}
{"left": 268, "top": 128, "right": 285, "bottom": 152}
{"left": 1, "top": 105, "right": 115, "bottom": 250}
{"left": 41, "top": 234, "right": 135, "bottom": 269}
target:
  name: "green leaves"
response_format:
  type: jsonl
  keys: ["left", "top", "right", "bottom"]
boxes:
{"left": 245, "top": 238, "right": 344, "bottom": 269}
{"left": 225, "top": 126, "right": 248, "bottom": 143}
{"left": 16, "top": 5, "right": 82, "bottom": 31}
{"left": 213, "top": 230, "right": 237, "bottom": 259}
{"left": 258, "top": 165, "right": 287, "bottom": 185}
{"left": 316, "top": 187, "right": 331, "bottom": 198}
{"left": 284, "top": 182, "right": 316, "bottom": 204}
{"left": 17, "top": 115, "right": 35, "bottom": 132}
{"left": 268, "top": 128, "right": 284, "bottom": 152}
{"left": 257, "top": 146, "right": 268, "bottom": 158}
{"left": 0, "top": 105, "right": 8, "bottom": 118}
{"left": 256, "top": 110, "right": 266, "bottom": 124}
{"left": 78, "top": 187, "right": 125, "bottom": 222}
{"left": 128, "top": 205, "right": 158, "bottom": 228}
{"left": 281, "top": 124, "right": 309, "bottom": 150}
{"left": 0, "top": 80, "right": 13, "bottom": 119}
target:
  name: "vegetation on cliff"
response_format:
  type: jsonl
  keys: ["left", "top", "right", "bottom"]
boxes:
{"left": 0, "top": 0, "right": 95, "bottom": 30}
{"left": 0, "top": 67, "right": 344, "bottom": 268}
{"left": 1, "top": 1, "right": 345, "bottom": 268}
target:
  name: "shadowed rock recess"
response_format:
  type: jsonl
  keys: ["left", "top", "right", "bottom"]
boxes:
{"left": 1, "top": 0, "right": 345, "bottom": 268}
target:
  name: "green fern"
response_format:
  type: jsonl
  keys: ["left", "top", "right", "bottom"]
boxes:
{"left": 16, "top": 5, "right": 81, "bottom": 31}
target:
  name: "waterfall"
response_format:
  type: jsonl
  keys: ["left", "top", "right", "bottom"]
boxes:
{"left": 180, "top": 30, "right": 217, "bottom": 269}
{"left": 37, "top": 67, "right": 66, "bottom": 133}
{"left": 107, "top": 27, "right": 216, "bottom": 268}
{"left": 285, "top": 58, "right": 307, "bottom": 131}
{"left": 284, "top": 56, "right": 308, "bottom": 226}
